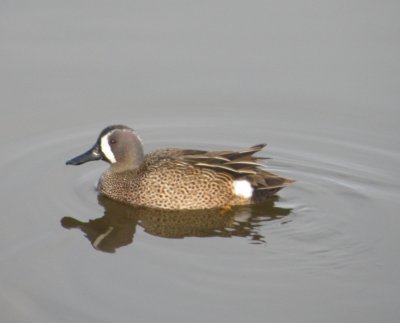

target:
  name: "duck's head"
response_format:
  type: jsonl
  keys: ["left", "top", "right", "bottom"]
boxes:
{"left": 66, "top": 125, "right": 144, "bottom": 168}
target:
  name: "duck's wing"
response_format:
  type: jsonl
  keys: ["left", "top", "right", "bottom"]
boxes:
{"left": 143, "top": 145, "right": 294, "bottom": 202}
{"left": 181, "top": 145, "right": 294, "bottom": 194}
{"left": 179, "top": 144, "right": 268, "bottom": 175}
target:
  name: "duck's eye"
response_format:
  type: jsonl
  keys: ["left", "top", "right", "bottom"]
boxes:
{"left": 110, "top": 139, "right": 117, "bottom": 145}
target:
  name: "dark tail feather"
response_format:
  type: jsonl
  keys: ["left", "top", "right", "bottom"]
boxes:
{"left": 252, "top": 187, "right": 282, "bottom": 202}
{"left": 250, "top": 173, "right": 295, "bottom": 202}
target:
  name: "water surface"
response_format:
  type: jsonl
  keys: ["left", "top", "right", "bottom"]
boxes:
{"left": 1, "top": 1, "right": 399, "bottom": 323}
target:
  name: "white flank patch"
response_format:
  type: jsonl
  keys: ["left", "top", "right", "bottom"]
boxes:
{"left": 233, "top": 180, "right": 253, "bottom": 198}
{"left": 100, "top": 133, "right": 116, "bottom": 163}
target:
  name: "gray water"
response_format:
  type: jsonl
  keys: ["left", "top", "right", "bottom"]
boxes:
{"left": 1, "top": 1, "right": 400, "bottom": 322}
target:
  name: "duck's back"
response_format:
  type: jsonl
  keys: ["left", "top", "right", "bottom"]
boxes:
{"left": 98, "top": 147, "right": 292, "bottom": 210}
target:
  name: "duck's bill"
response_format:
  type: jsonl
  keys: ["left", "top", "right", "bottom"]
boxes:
{"left": 66, "top": 146, "right": 102, "bottom": 165}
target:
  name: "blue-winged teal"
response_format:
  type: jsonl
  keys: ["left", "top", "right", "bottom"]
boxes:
{"left": 66, "top": 125, "right": 294, "bottom": 210}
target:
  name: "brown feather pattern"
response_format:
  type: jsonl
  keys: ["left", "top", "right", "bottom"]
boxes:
{"left": 179, "top": 144, "right": 294, "bottom": 200}
{"left": 67, "top": 125, "right": 294, "bottom": 209}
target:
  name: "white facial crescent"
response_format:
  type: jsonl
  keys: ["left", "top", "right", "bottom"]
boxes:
{"left": 100, "top": 133, "right": 116, "bottom": 163}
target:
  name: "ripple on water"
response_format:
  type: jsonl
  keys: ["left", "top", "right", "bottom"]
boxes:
{"left": 267, "top": 147, "right": 388, "bottom": 272}
{"left": 3, "top": 124, "right": 397, "bottom": 278}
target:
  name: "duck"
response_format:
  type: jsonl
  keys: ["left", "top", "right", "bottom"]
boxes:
{"left": 66, "top": 125, "right": 294, "bottom": 210}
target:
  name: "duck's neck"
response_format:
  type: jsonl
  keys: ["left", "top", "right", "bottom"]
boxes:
{"left": 128, "top": 140, "right": 144, "bottom": 169}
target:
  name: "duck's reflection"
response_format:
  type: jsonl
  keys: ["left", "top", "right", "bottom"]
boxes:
{"left": 61, "top": 195, "right": 292, "bottom": 253}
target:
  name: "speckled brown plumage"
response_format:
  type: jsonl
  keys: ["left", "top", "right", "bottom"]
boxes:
{"left": 66, "top": 125, "right": 294, "bottom": 210}
{"left": 98, "top": 147, "right": 293, "bottom": 209}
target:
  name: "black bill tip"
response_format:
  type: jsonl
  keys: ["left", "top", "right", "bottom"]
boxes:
{"left": 66, "top": 147, "right": 101, "bottom": 165}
